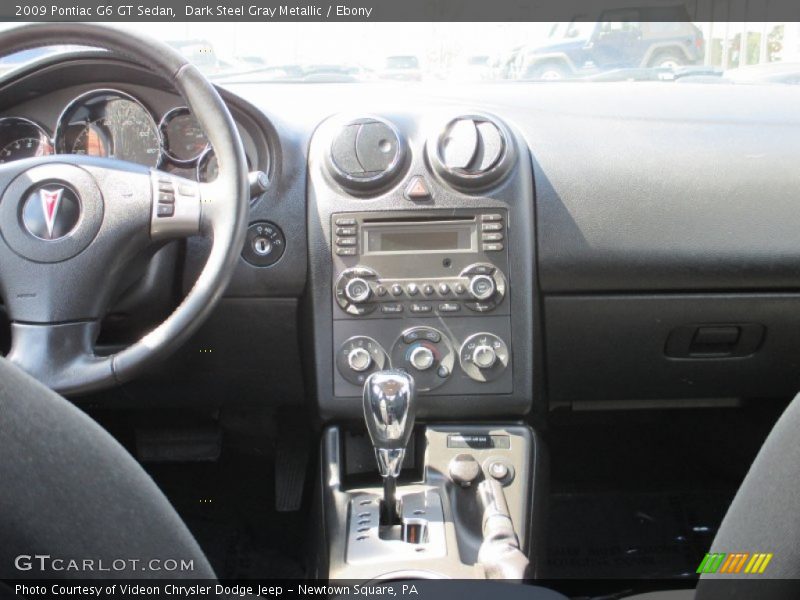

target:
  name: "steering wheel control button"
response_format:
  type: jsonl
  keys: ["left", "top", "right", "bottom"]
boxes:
{"left": 392, "top": 326, "right": 455, "bottom": 392}
{"left": 404, "top": 176, "right": 433, "bottom": 202}
{"left": 460, "top": 333, "right": 510, "bottom": 382}
{"left": 150, "top": 173, "right": 201, "bottom": 240}
{"left": 242, "top": 221, "right": 286, "bottom": 267}
{"left": 337, "top": 336, "right": 388, "bottom": 386}
{"left": 21, "top": 184, "right": 81, "bottom": 241}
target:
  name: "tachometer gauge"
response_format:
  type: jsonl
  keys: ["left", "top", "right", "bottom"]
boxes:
{"left": 197, "top": 148, "right": 219, "bottom": 183}
{"left": 160, "top": 107, "right": 208, "bottom": 164}
{"left": 197, "top": 148, "right": 252, "bottom": 183}
{"left": 0, "top": 117, "right": 53, "bottom": 163}
{"left": 55, "top": 89, "right": 161, "bottom": 168}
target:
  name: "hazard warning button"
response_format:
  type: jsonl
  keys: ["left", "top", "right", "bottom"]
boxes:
{"left": 404, "top": 176, "right": 432, "bottom": 201}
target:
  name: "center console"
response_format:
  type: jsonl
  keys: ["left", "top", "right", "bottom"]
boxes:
{"left": 332, "top": 208, "right": 512, "bottom": 397}
{"left": 306, "top": 109, "right": 541, "bottom": 579}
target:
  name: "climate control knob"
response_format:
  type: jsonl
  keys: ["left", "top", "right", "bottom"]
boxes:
{"left": 468, "top": 274, "right": 496, "bottom": 301}
{"left": 459, "top": 333, "right": 510, "bottom": 382}
{"left": 336, "top": 336, "right": 388, "bottom": 386}
{"left": 344, "top": 277, "right": 372, "bottom": 303}
{"left": 347, "top": 347, "right": 373, "bottom": 372}
{"left": 472, "top": 344, "right": 497, "bottom": 369}
{"left": 409, "top": 345, "right": 435, "bottom": 371}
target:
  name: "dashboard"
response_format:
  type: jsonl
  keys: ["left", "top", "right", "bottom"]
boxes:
{"left": 4, "top": 50, "right": 800, "bottom": 417}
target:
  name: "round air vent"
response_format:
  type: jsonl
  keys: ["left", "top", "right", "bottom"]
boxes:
{"left": 327, "top": 117, "right": 407, "bottom": 194}
{"left": 428, "top": 115, "right": 514, "bottom": 191}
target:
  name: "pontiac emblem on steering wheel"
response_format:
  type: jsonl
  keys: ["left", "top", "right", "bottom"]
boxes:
{"left": 21, "top": 184, "right": 81, "bottom": 241}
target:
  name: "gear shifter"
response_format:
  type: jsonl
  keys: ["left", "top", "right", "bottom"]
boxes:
{"left": 362, "top": 369, "right": 416, "bottom": 524}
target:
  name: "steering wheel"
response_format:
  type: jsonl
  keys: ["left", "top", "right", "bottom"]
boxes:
{"left": 0, "top": 23, "right": 249, "bottom": 394}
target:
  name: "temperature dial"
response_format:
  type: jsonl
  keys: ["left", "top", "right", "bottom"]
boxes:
{"left": 459, "top": 333, "right": 510, "bottom": 382}
{"left": 337, "top": 336, "right": 388, "bottom": 386}
{"left": 392, "top": 326, "right": 455, "bottom": 392}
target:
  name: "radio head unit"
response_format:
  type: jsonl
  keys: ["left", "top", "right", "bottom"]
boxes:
{"left": 331, "top": 209, "right": 509, "bottom": 319}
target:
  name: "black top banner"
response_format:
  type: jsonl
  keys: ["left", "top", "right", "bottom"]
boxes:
{"left": 3, "top": 0, "right": 800, "bottom": 22}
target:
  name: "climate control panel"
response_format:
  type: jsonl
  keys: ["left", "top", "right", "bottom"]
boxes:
{"left": 333, "top": 318, "right": 513, "bottom": 397}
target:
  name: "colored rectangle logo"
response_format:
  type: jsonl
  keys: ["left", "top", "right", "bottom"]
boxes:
{"left": 697, "top": 552, "right": 773, "bottom": 574}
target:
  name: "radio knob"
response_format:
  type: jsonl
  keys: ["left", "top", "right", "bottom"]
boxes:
{"left": 344, "top": 277, "right": 372, "bottom": 304}
{"left": 409, "top": 345, "right": 435, "bottom": 371}
{"left": 347, "top": 347, "right": 373, "bottom": 372}
{"left": 468, "top": 274, "right": 496, "bottom": 301}
{"left": 472, "top": 345, "right": 497, "bottom": 370}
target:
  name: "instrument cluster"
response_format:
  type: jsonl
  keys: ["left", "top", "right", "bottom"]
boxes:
{"left": 0, "top": 88, "right": 237, "bottom": 182}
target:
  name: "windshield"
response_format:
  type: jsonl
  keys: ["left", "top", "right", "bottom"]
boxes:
{"left": 0, "top": 21, "right": 796, "bottom": 84}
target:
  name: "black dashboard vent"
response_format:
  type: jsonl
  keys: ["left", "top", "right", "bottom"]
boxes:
{"left": 327, "top": 117, "right": 407, "bottom": 194}
{"left": 428, "top": 115, "right": 514, "bottom": 191}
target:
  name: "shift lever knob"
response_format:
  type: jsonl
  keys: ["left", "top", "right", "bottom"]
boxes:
{"left": 362, "top": 370, "right": 416, "bottom": 478}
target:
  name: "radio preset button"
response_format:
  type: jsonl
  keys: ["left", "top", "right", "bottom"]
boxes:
{"left": 336, "top": 227, "right": 357, "bottom": 236}
{"left": 344, "top": 278, "right": 371, "bottom": 303}
{"left": 438, "top": 283, "right": 451, "bottom": 295}
{"left": 481, "top": 222, "right": 503, "bottom": 232}
{"left": 336, "top": 247, "right": 356, "bottom": 256}
{"left": 335, "top": 217, "right": 356, "bottom": 226}
{"left": 483, "top": 243, "right": 504, "bottom": 252}
{"left": 423, "top": 284, "right": 435, "bottom": 296}
{"left": 375, "top": 285, "right": 388, "bottom": 297}
{"left": 337, "top": 237, "right": 357, "bottom": 247}
{"left": 482, "top": 213, "right": 503, "bottom": 222}
{"left": 482, "top": 232, "right": 503, "bottom": 242}
{"left": 454, "top": 283, "right": 467, "bottom": 295}
{"left": 391, "top": 284, "right": 403, "bottom": 296}
{"left": 406, "top": 283, "right": 419, "bottom": 296}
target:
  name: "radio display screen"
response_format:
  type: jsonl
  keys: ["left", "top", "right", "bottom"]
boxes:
{"left": 363, "top": 220, "right": 476, "bottom": 254}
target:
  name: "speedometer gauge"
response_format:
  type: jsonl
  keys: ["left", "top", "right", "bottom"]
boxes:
{"left": 160, "top": 107, "right": 208, "bottom": 163}
{"left": 0, "top": 117, "right": 53, "bottom": 163}
{"left": 55, "top": 89, "right": 161, "bottom": 168}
